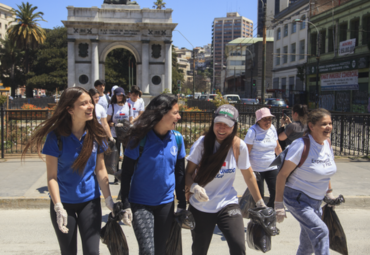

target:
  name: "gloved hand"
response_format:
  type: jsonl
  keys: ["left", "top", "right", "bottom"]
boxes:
{"left": 115, "top": 123, "right": 123, "bottom": 127}
{"left": 109, "top": 137, "right": 116, "bottom": 144}
{"left": 54, "top": 203, "right": 69, "bottom": 234}
{"left": 190, "top": 183, "right": 209, "bottom": 202}
{"left": 105, "top": 196, "right": 114, "bottom": 216}
{"left": 274, "top": 201, "right": 287, "bottom": 223}
{"left": 256, "top": 198, "right": 267, "bottom": 208}
{"left": 122, "top": 208, "right": 133, "bottom": 227}
{"left": 325, "top": 191, "right": 336, "bottom": 209}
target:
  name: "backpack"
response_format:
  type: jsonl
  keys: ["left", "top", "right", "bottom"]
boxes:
{"left": 105, "top": 94, "right": 111, "bottom": 105}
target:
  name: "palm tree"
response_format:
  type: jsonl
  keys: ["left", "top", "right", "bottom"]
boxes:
{"left": 153, "top": 0, "right": 166, "bottom": 9}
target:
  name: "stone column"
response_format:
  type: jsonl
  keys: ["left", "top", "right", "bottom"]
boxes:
{"left": 141, "top": 40, "right": 150, "bottom": 94}
{"left": 91, "top": 39, "right": 99, "bottom": 88}
{"left": 99, "top": 62, "right": 105, "bottom": 81}
{"left": 136, "top": 63, "right": 142, "bottom": 89}
{"left": 67, "top": 39, "right": 76, "bottom": 87}
{"left": 164, "top": 41, "right": 172, "bottom": 92}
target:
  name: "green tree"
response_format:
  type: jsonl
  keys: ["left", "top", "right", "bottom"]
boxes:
{"left": 153, "top": 0, "right": 166, "bottom": 9}
{"left": 172, "top": 46, "right": 184, "bottom": 95}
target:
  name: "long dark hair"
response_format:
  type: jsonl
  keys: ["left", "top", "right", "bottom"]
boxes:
{"left": 88, "top": 88, "right": 99, "bottom": 97}
{"left": 307, "top": 108, "right": 331, "bottom": 134}
{"left": 292, "top": 104, "right": 308, "bottom": 124}
{"left": 194, "top": 119, "right": 238, "bottom": 187}
{"left": 124, "top": 94, "right": 178, "bottom": 149}
{"left": 22, "top": 87, "right": 107, "bottom": 174}
{"left": 111, "top": 93, "right": 126, "bottom": 105}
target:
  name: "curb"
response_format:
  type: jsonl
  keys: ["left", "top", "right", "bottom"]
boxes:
{"left": 1, "top": 196, "right": 370, "bottom": 209}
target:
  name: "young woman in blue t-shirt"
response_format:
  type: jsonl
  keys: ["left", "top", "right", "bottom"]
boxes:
{"left": 22, "top": 87, "right": 114, "bottom": 255}
{"left": 119, "top": 94, "right": 186, "bottom": 254}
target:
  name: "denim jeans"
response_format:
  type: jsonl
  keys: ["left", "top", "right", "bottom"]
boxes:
{"left": 283, "top": 187, "right": 329, "bottom": 255}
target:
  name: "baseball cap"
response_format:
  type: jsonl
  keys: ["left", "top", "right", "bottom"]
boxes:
{"left": 214, "top": 104, "right": 239, "bottom": 127}
{"left": 114, "top": 87, "right": 125, "bottom": 96}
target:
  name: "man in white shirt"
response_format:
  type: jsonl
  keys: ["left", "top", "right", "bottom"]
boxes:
{"left": 94, "top": 79, "right": 110, "bottom": 112}
{"left": 127, "top": 85, "right": 145, "bottom": 121}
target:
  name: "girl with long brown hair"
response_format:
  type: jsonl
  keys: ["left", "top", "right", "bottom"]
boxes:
{"left": 185, "top": 104, "right": 266, "bottom": 255}
{"left": 22, "top": 87, "right": 114, "bottom": 255}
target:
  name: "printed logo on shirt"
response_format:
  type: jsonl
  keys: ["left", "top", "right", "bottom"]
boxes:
{"left": 227, "top": 208, "right": 242, "bottom": 217}
{"left": 311, "top": 158, "right": 332, "bottom": 168}
{"left": 119, "top": 113, "right": 126, "bottom": 116}
{"left": 222, "top": 162, "right": 226, "bottom": 167}
{"left": 255, "top": 138, "right": 273, "bottom": 143}
{"left": 171, "top": 146, "right": 178, "bottom": 156}
{"left": 216, "top": 168, "right": 236, "bottom": 178}
{"left": 133, "top": 108, "right": 137, "bottom": 111}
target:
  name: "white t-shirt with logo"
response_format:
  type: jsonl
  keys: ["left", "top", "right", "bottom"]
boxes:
{"left": 98, "top": 94, "right": 110, "bottom": 113}
{"left": 285, "top": 134, "right": 337, "bottom": 200}
{"left": 127, "top": 98, "right": 145, "bottom": 118}
{"left": 244, "top": 124, "right": 278, "bottom": 172}
{"left": 107, "top": 103, "right": 133, "bottom": 137}
{"left": 187, "top": 136, "right": 251, "bottom": 213}
{"left": 95, "top": 103, "right": 107, "bottom": 124}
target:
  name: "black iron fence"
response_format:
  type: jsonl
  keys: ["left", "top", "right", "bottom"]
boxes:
{"left": 1, "top": 107, "right": 369, "bottom": 157}
{"left": 5, "top": 97, "right": 56, "bottom": 109}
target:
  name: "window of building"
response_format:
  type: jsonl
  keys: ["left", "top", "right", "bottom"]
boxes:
{"left": 328, "top": 27, "right": 335, "bottom": 52}
{"left": 362, "top": 15, "right": 370, "bottom": 46}
{"left": 339, "top": 22, "right": 347, "bottom": 42}
{"left": 291, "top": 43, "right": 296, "bottom": 62}
{"left": 300, "top": 15, "right": 306, "bottom": 30}
{"left": 277, "top": 28, "right": 281, "bottom": 40}
{"left": 311, "top": 33, "right": 317, "bottom": 56}
{"left": 276, "top": 48, "right": 280, "bottom": 65}
{"left": 281, "top": 78, "right": 287, "bottom": 96}
{"left": 284, "top": 24, "right": 288, "bottom": 37}
{"left": 350, "top": 19, "right": 359, "bottom": 46}
{"left": 5, "top": 24, "right": 7, "bottom": 29}
{"left": 320, "top": 29, "right": 326, "bottom": 54}
{"left": 283, "top": 46, "right": 288, "bottom": 64}
{"left": 292, "top": 22, "right": 296, "bottom": 34}
{"left": 273, "top": 78, "right": 279, "bottom": 89}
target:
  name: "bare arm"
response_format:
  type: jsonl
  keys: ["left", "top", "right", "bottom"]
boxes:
{"left": 185, "top": 160, "right": 198, "bottom": 188}
{"left": 240, "top": 166, "right": 263, "bottom": 203}
{"left": 100, "top": 117, "right": 113, "bottom": 138}
{"left": 129, "top": 116, "right": 133, "bottom": 124}
{"left": 275, "top": 140, "right": 282, "bottom": 155}
{"left": 46, "top": 155, "right": 61, "bottom": 204}
{"left": 107, "top": 115, "right": 114, "bottom": 127}
{"left": 95, "top": 152, "right": 111, "bottom": 199}
{"left": 247, "top": 144, "right": 253, "bottom": 153}
{"left": 279, "top": 132, "right": 288, "bottom": 141}
{"left": 132, "top": 111, "right": 143, "bottom": 122}
{"left": 275, "top": 160, "right": 297, "bottom": 202}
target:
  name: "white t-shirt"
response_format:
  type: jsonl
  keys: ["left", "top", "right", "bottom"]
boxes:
{"left": 95, "top": 104, "right": 107, "bottom": 124}
{"left": 107, "top": 103, "right": 133, "bottom": 137}
{"left": 187, "top": 136, "right": 251, "bottom": 213}
{"left": 98, "top": 94, "right": 110, "bottom": 113}
{"left": 244, "top": 124, "right": 278, "bottom": 172}
{"left": 285, "top": 134, "right": 337, "bottom": 200}
{"left": 127, "top": 98, "right": 145, "bottom": 118}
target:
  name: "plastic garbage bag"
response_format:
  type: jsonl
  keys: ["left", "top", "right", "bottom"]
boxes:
{"left": 322, "top": 195, "right": 348, "bottom": 255}
{"left": 248, "top": 207, "right": 279, "bottom": 236}
{"left": 104, "top": 141, "right": 118, "bottom": 175}
{"left": 115, "top": 119, "right": 131, "bottom": 144}
{"left": 100, "top": 203, "right": 129, "bottom": 255}
{"left": 166, "top": 210, "right": 196, "bottom": 255}
{"left": 239, "top": 188, "right": 255, "bottom": 219}
{"left": 246, "top": 219, "right": 271, "bottom": 253}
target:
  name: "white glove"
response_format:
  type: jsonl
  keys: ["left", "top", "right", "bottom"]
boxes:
{"left": 256, "top": 199, "right": 267, "bottom": 208}
{"left": 105, "top": 196, "right": 114, "bottom": 216}
{"left": 274, "top": 201, "right": 287, "bottom": 223}
{"left": 115, "top": 123, "right": 123, "bottom": 127}
{"left": 109, "top": 137, "right": 116, "bottom": 143}
{"left": 54, "top": 203, "right": 69, "bottom": 234}
{"left": 326, "top": 191, "right": 336, "bottom": 208}
{"left": 190, "top": 183, "right": 209, "bottom": 202}
{"left": 122, "top": 208, "right": 133, "bottom": 227}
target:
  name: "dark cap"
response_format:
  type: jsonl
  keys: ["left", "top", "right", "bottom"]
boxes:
{"left": 114, "top": 87, "right": 125, "bottom": 96}
{"left": 214, "top": 104, "right": 239, "bottom": 127}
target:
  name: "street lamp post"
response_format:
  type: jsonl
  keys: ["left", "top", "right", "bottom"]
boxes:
{"left": 295, "top": 19, "right": 320, "bottom": 108}
{"left": 244, "top": 47, "right": 254, "bottom": 98}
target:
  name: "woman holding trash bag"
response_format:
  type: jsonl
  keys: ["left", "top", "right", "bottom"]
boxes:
{"left": 22, "top": 87, "right": 114, "bottom": 255}
{"left": 185, "top": 104, "right": 266, "bottom": 255}
{"left": 278, "top": 104, "right": 308, "bottom": 147}
{"left": 275, "top": 108, "right": 338, "bottom": 255}
{"left": 244, "top": 107, "right": 282, "bottom": 208}
{"left": 119, "top": 94, "right": 186, "bottom": 255}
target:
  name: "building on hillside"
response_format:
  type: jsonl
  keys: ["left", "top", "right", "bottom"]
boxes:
{"left": 212, "top": 12, "right": 253, "bottom": 92}
{"left": 306, "top": 0, "right": 370, "bottom": 113}
{"left": 0, "top": 3, "right": 13, "bottom": 40}
{"left": 224, "top": 37, "right": 274, "bottom": 98}
{"left": 271, "top": 0, "right": 309, "bottom": 106}
{"left": 175, "top": 47, "right": 193, "bottom": 83}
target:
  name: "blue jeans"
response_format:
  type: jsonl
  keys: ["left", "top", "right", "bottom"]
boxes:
{"left": 284, "top": 187, "right": 329, "bottom": 255}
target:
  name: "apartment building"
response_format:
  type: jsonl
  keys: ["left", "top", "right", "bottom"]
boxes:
{"left": 212, "top": 12, "right": 253, "bottom": 91}
{"left": 0, "top": 3, "right": 13, "bottom": 40}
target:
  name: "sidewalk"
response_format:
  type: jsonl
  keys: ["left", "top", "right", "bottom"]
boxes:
{"left": 0, "top": 157, "right": 369, "bottom": 209}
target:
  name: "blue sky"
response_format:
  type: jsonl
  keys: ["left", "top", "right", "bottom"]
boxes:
{"left": 4, "top": 0, "right": 258, "bottom": 49}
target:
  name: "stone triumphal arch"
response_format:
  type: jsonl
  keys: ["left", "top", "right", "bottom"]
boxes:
{"left": 62, "top": 1, "right": 177, "bottom": 96}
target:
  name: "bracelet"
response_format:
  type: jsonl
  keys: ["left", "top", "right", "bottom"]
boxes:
{"left": 326, "top": 189, "right": 333, "bottom": 193}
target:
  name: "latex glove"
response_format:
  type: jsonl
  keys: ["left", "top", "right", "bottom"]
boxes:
{"left": 256, "top": 199, "right": 267, "bottom": 208}
{"left": 122, "top": 208, "right": 133, "bottom": 227}
{"left": 105, "top": 196, "right": 114, "bottom": 216}
{"left": 109, "top": 137, "right": 116, "bottom": 144}
{"left": 54, "top": 203, "right": 69, "bottom": 234}
{"left": 190, "top": 183, "right": 209, "bottom": 202}
{"left": 115, "top": 123, "right": 123, "bottom": 127}
{"left": 274, "top": 201, "right": 287, "bottom": 223}
{"left": 326, "top": 192, "right": 336, "bottom": 208}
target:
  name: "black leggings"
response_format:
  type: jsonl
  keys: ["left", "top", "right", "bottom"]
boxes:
{"left": 256, "top": 169, "right": 278, "bottom": 208}
{"left": 189, "top": 203, "right": 246, "bottom": 255}
{"left": 50, "top": 198, "right": 102, "bottom": 255}
{"left": 131, "top": 201, "right": 174, "bottom": 255}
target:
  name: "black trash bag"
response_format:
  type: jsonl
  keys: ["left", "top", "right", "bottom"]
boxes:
{"left": 248, "top": 207, "right": 280, "bottom": 236}
{"left": 165, "top": 210, "right": 196, "bottom": 255}
{"left": 100, "top": 203, "right": 129, "bottom": 255}
{"left": 323, "top": 194, "right": 345, "bottom": 206}
{"left": 104, "top": 141, "right": 118, "bottom": 175}
{"left": 322, "top": 198, "right": 348, "bottom": 255}
{"left": 115, "top": 119, "right": 131, "bottom": 144}
{"left": 239, "top": 188, "right": 255, "bottom": 219}
{"left": 246, "top": 219, "right": 271, "bottom": 253}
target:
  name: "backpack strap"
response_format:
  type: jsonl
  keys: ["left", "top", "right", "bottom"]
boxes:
{"left": 297, "top": 136, "right": 310, "bottom": 168}
{"left": 105, "top": 94, "right": 111, "bottom": 104}
{"left": 171, "top": 130, "right": 183, "bottom": 153}
{"left": 232, "top": 137, "right": 241, "bottom": 164}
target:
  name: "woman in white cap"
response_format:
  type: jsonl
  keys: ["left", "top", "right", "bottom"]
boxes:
{"left": 185, "top": 104, "right": 266, "bottom": 255}
{"left": 244, "top": 107, "right": 282, "bottom": 207}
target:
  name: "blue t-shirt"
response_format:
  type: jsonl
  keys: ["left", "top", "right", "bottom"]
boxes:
{"left": 125, "top": 129, "right": 186, "bottom": 206}
{"left": 42, "top": 131, "right": 105, "bottom": 204}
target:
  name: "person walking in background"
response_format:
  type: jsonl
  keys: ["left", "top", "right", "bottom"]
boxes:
{"left": 22, "top": 87, "right": 114, "bottom": 255}
{"left": 119, "top": 94, "right": 186, "bottom": 255}
{"left": 94, "top": 79, "right": 110, "bottom": 112}
{"left": 244, "top": 107, "right": 282, "bottom": 207}
{"left": 275, "top": 108, "right": 338, "bottom": 255}
{"left": 186, "top": 105, "right": 266, "bottom": 255}
{"left": 279, "top": 104, "right": 308, "bottom": 147}
{"left": 127, "top": 85, "right": 145, "bottom": 122}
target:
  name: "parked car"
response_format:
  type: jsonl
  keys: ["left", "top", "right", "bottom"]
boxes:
{"left": 194, "top": 92, "right": 202, "bottom": 99}
{"left": 223, "top": 94, "right": 241, "bottom": 104}
{"left": 265, "top": 98, "right": 288, "bottom": 108}
{"left": 186, "top": 94, "right": 194, "bottom": 99}
{"left": 199, "top": 94, "right": 217, "bottom": 101}
{"left": 240, "top": 98, "right": 259, "bottom": 105}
